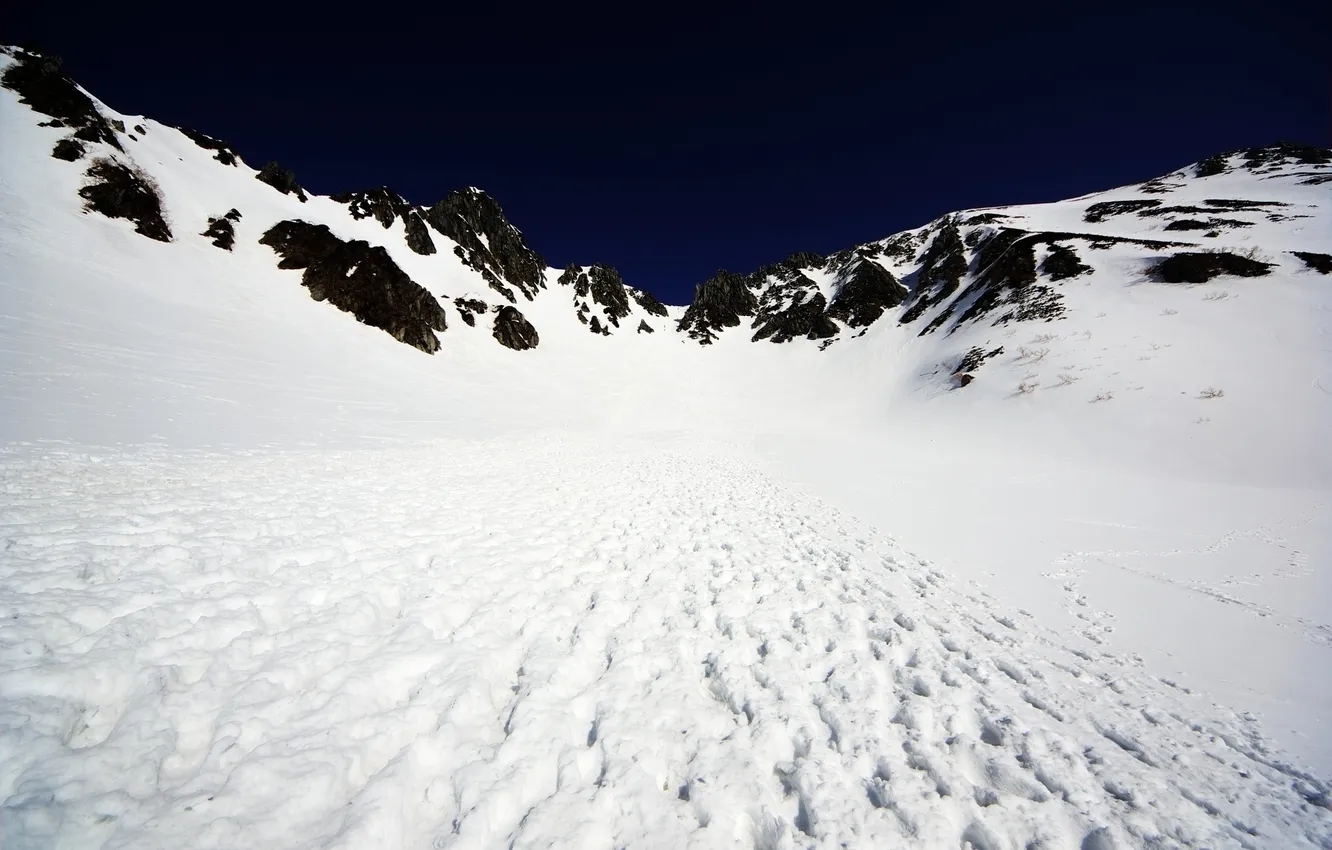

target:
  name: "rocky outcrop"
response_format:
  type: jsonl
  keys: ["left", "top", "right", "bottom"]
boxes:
{"left": 827, "top": 259, "right": 905, "bottom": 327}
{"left": 331, "top": 187, "right": 436, "bottom": 256}
{"left": 259, "top": 220, "right": 447, "bottom": 353}
{"left": 201, "top": 208, "right": 241, "bottom": 250}
{"left": 901, "top": 220, "right": 967, "bottom": 324}
{"left": 956, "top": 345, "right": 1004, "bottom": 374}
{"left": 1, "top": 48, "right": 122, "bottom": 151}
{"left": 425, "top": 188, "right": 546, "bottom": 302}
{"left": 256, "top": 161, "right": 307, "bottom": 202}
{"left": 1084, "top": 200, "right": 1160, "bottom": 223}
{"left": 52, "top": 138, "right": 85, "bottom": 161}
{"left": 559, "top": 264, "right": 632, "bottom": 333}
{"left": 637, "top": 320, "right": 654, "bottom": 333}
{"left": 677, "top": 271, "right": 759, "bottom": 343}
{"left": 1150, "top": 251, "right": 1273, "bottom": 283}
{"left": 1194, "top": 142, "right": 1331, "bottom": 179}
{"left": 1041, "top": 243, "right": 1092, "bottom": 280}
{"left": 454, "top": 297, "right": 488, "bottom": 327}
{"left": 1293, "top": 251, "right": 1332, "bottom": 274}
{"left": 492, "top": 305, "right": 539, "bottom": 350}
{"left": 178, "top": 127, "right": 240, "bottom": 166}
{"left": 922, "top": 229, "right": 1057, "bottom": 334}
{"left": 752, "top": 291, "right": 838, "bottom": 342}
{"left": 78, "top": 158, "right": 172, "bottom": 242}
{"left": 631, "top": 288, "right": 669, "bottom": 317}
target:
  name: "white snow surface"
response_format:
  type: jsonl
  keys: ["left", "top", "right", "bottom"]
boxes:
{"left": 2, "top": 49, "right": 1331, "bottom": 848}
{"left": 2, "top": 441, "right": 1328, "bottom": 849}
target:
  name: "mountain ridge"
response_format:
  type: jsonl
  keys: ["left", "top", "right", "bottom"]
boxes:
{"left": 2, "top": 43, "right": 1329, "bottom": 369}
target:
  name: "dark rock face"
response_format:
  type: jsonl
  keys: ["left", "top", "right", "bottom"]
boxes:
{"left": 957, "top": 345, "right": 1004, "bottom": 373}
{"left": 826, "top": 259, "right": 906, "bottom": 327}
{"left": 331, "top": 187, "right": 437, "bottom": 256}
{"left": 1, "top": 49, "right": 122, "bottom": 151}
{"left": 958, "top": 230, "right": 1046, "bottom": 326}
{"left": 901, "top": 220, "right": 967, "bottom": 324}
{"left": 875, "top": 232, "right": 926, "bottom": 264}
{"left": 78, "top": 158, "right": 172, "bottom": 242}
{"left": 924, "top": 228, "right": 1063, "bottom": 334}
{"left": 51, "top": 138, "right": 85, "bottom": 161}
{"left": 492, "top": 305, "right": 539, "bottom": 350}
{"left": 677, "top": 270, "right": 759, "bottom": 343}
{"left": 256, "top": 162, "right": 307, "bottom": 202}
{"left": 956, "top": 373, "right": 975, "bottom": 388}
{"left": 1084, "top": 199, "right": 1160, "bottom": 223}
{"left": 559, "top": 264, "right": 632, "bottom": 332}
{"left": 1041, "top": 244, "right": 1092, "bottom": 280}
{"left": 752, "top": 291, "right": 838, "bottom": 342}
{"left": 1293, "top": 251, "right": 1332, "bottom": 274}
{"left": 741, "top": 252, "right": 835, "bottom": 345}
{"left": 631, "top": 288, "right": 669, "bottom": 317}
{"left": 637, "top": 320, "right": 654, "bottom": 334}
{"left": 259, "top": 220, "right": 447, "bottom": 353}
{"left": 201, "top": 209, "right": 240, "bottom": 250}
{"left": 1203, "top": 198, "right": 1289, "bottom": 211}
{"left": 1196, "top": 154, "right": 1229, "bottom": 178}
{"left": 454, "top": 297, "right": 488, "bottom": 326}
{"left": 178, "top": 127, "right": 240, "bottom": 166}
{"left": 1163, "top": 217, "right": 1251, "bottom": 232}
{"left": 1150, "top": 252, "right": 1273, "bottom": 283}
{"left": 1238, "top": 142, "right": 1331, "bottom": 172}
{"left": 425, "top": 188, "right": 546, "bottom": 302}
{"left": 1193, "top": 142, "right": 1331, "bottom": 178}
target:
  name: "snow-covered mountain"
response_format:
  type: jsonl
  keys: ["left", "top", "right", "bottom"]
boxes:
{"left": 2, "top": 45, "right": 1331, "bottom": 849}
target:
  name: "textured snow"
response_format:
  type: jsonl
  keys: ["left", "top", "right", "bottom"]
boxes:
{"left": 3, "top": 440, "right": 1328, "bottom": 849}
{"left": 2, "top": 47, "right": 1331, "bottom": 848}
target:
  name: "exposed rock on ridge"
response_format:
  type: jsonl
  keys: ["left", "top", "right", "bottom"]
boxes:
{"left": 425, "top": 188, "right": 546, "bottom": 302}
{"left": 559, "top": 264, "right": 632, "bottom": 334}
{"left": 493, "top": 305, "right": 539, "bottom": 350}
{"left": 179, "top": 127, "right": 241, "bottom": 166}
{"left": 256, "top": 162, "right": 307, "bottom": 202}
{"left": 1, "top": 47, "right": 123, "bottom": 153}
{"left": 259, "top": 220, "right": 447, "bottom": 353}
{"left": 332, "top": 187, "right": 436, "bottom": 256}
{"left": 677, "top": 271, "right": 759, "bottom": 344}
{"left": 79, "top": 158, "right": 172, "bottom": 242}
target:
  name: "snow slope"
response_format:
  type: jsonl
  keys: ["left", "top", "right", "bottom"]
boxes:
{"left": 3, "top": 440, "right": 1328, "bottom": 849}
{"left": 1, "top": 46, "right": 1330, "bottom": 848}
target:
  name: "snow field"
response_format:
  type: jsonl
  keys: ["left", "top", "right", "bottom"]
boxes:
{"left": 2, "top": 438, "right": 1328, "bottom": 849}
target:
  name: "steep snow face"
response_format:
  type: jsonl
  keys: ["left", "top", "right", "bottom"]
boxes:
{"left": 2, "top": 44, "right": 1332, "bottom": 848}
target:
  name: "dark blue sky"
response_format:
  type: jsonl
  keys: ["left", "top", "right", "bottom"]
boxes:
{"left": 9, "top": 2, "right": 1328, "bottom": 303}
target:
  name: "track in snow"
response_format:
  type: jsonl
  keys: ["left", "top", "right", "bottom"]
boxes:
{"left": 1, "top": 438, "right": 1329, "bottom": 849}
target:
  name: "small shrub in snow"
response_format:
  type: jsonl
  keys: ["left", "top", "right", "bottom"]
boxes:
{"left": 1055, "top": 373, "right": 1080, "bottom": 386}
{"left": 1160, "top": 308, "right": 1178, "bottom": 316}
{"left": 1016, "top": 379, "right": 1039, "bottom": 395}
{"left": 1016, "top": 346, "right": 1049, "bottom": 363}
{"left": 1091, "top": 391, "right": 1114, "bottom": 403}
{"left": 1202, "top": 291, "right": 1229, "bottom": 301}
{"left": 1199, "top": 387, "right": 1225, "bottom": 399}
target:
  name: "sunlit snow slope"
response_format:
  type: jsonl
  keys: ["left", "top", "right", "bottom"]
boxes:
{"left": 1, "top": 46, "right": 1330, "bottom": 848}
